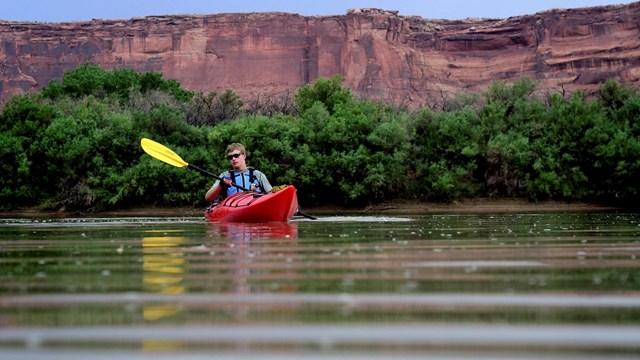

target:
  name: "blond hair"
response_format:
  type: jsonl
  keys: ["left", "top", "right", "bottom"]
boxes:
{"left": 226, "top": 143, "right": 246, "bottom": 155}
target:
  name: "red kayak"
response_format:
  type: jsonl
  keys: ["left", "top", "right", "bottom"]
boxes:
{"left": 205, "top": 185, "right": 299, "bottom": 223}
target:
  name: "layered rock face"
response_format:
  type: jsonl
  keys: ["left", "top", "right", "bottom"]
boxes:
{"left": 1, "top": 3, "right": 639, "bottom": 107}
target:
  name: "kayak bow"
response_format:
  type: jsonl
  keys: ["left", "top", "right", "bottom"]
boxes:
{"left": 205, "top": 185, "right": 299, "bottom": 223}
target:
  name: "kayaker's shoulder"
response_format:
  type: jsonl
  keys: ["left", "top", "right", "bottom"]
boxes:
{"left": 248, "top": 167, "right": 263, "bottom": 173}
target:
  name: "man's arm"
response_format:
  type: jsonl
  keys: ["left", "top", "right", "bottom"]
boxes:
{"left": 205, "top": 172, "right": 232, "bottom": 202}
{"left": 205, "top": 180, "right": 223, "bottom": 202}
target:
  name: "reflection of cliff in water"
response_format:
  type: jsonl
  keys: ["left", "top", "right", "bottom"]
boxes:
{"left": 142, "top": 233, "right": 186, "bottom": 321}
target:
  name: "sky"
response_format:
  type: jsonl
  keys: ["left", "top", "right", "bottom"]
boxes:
{"left": 3, "top": 0, "right": 638, "bottom": 23}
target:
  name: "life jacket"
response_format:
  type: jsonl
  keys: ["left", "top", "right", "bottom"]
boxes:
{"left": 226, "top": 168, "right": 264, "bottom": 197}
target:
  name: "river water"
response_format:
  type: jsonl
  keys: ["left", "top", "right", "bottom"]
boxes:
{"left": 1, "top": 212, "right": 639, "bottom": 359}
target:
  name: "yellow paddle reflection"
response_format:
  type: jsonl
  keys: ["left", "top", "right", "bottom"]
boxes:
{"left": 142, "top": 234, "right": 186, "bottom": 321}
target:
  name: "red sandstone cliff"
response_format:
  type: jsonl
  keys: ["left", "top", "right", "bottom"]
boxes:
{"left": 1, "top": 3, "right": 639, "bottom": 107}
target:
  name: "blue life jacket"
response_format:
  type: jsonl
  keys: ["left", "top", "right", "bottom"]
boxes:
{"left": 226, "top": 169, "right": 264, "bottom": 197}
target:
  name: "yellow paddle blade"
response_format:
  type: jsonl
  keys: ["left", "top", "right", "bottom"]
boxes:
{"left": 140, "top": 138, "right": 188, "bottom": 168}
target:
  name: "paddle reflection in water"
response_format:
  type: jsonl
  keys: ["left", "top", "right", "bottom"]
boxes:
{"left": 142, "top": 232, "right": 186, "bottom": 321}
{"left": 141, "top": 232, "right": 189, "bottom": 351}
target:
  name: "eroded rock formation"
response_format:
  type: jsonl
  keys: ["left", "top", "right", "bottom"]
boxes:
{"left": 1, "top": 3, "right": 639, "bottom": 107}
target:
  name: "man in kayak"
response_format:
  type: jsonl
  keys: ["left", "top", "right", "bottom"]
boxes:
{"left": 205, "top": 143, "right": 273, "bottom": 202}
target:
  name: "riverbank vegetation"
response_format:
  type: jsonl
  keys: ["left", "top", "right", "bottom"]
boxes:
{"left": 1, "top": 64, "right": 638, "bottom": 211}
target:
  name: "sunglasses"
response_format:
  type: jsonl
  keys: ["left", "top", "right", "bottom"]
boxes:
{"left": 227, "top": 152, "right": 243, "bottom": 160}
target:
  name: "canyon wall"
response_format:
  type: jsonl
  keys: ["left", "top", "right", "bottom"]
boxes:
{"left": 1, "top": 3, "right": 639, "bottom": 107}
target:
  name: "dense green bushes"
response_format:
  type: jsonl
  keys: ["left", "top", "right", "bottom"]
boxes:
{"left": 1, "top": 64, "right": 639, "bottom": 210}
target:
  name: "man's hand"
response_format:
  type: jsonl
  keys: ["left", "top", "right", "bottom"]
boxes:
{"left": 221, "top": 176, "right": 233, "bottom": 188}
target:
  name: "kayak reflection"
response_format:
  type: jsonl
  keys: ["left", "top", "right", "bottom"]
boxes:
{"left": 206, "top": 222, "right": 298, "bottom": 241}
{"left": 206, "top": 222, "right": 299, "bottom": 321}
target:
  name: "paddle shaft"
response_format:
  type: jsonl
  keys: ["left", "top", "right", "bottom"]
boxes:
{"left": 187, "top": 164, "right": 251, "bottom": 192}
{"left": 296, "top": 210, "right": 317, "bottom": 220}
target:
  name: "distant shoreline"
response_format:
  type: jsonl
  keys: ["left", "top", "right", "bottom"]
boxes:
{"left": 0, "top": 199, "right": 629, "bottom": 218}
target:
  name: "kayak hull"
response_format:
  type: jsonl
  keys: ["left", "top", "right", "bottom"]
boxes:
{"left": 205, "top": 185, "right": 298, "bottom": 223}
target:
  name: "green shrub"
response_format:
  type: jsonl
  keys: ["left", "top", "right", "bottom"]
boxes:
{"left": 295, "top": 75, "right": 352, "bottom": 115}
{"left": 2, "top": 65, "right": 640, "bottom": 210}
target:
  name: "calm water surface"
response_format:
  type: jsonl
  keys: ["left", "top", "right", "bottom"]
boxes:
{"left": 1, "top": 212, "right": 639, "bottom": 359}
